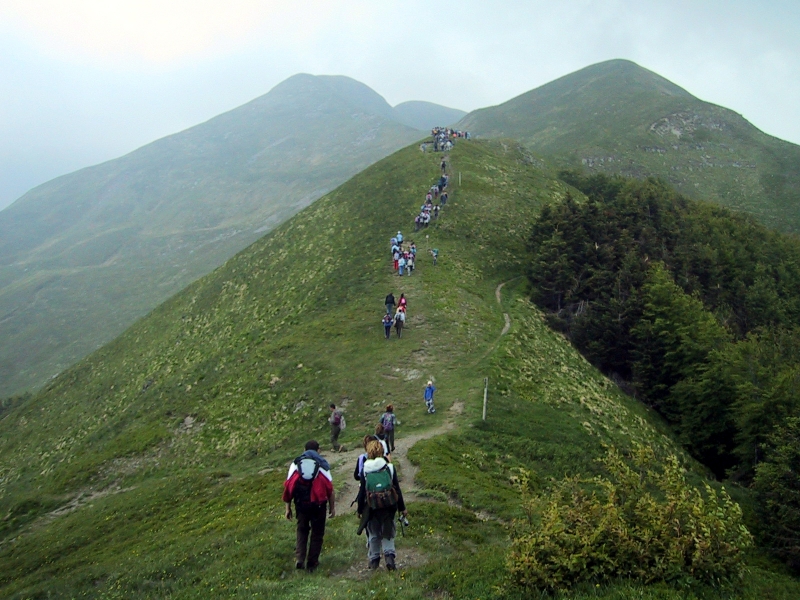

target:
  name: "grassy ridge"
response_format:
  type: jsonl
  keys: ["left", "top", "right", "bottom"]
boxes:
{"left": 0, "top": 74, "right": 426, "bottom": 399}
{"left": 1, "top": 141, "right": 798, "bottom": 597}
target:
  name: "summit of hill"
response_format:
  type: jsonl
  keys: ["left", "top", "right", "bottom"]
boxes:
{"left": 1, "top": 139, "right": 795, "bottom": 597}
{"left": 459, "top": 59, "right": 800, "bottom": 233}
{"left": 0, "top": 75, "right": 460, "bottom": 399}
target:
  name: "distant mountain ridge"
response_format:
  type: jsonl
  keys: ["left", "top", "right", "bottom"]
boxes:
{"left": 0, "top": 74, "right": 463, "bottom": 397}
{"left": 393, "top": 101, "right": 467, "bottom": 131}
{"left": 459, "top": 59, "right": 800, "bottom": 234}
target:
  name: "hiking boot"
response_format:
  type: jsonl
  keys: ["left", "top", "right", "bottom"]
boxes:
{"left": 385, "top": 554, "right": 396, "bottom": 571}
{"left": 306, "top": 563, "right": 318, "bottom": 574}
{"left": 368, "top": 558, "right": 381, "bottom": 570}
{"left": 296, "top": 562, "right": 305, "bottom": 570}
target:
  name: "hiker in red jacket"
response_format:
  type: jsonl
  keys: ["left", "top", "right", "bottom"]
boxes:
{"left": 282, "top": 440, "right": 336, "bottom": 572}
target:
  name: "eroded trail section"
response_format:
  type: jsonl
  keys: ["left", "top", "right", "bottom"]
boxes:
{"left": 496, "top": 280, "right": 511, "bottom": 335}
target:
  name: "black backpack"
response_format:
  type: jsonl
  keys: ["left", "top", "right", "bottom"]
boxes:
{"left": 292, "top": 456, "right": 321, "bottom": 510}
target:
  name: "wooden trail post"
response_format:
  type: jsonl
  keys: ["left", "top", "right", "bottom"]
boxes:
{"left": 482, "top": 377, "right": 488, "bottom": 421}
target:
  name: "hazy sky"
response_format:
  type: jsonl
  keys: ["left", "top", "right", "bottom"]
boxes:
{"left": 2, "top": 0, "right": 799, "bottom": 210}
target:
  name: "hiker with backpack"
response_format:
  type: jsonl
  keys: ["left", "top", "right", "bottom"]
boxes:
{"left": 382, "top": 313, "right": 393, "bottom": 339}
{"left": 357, "top": 440, "right": 408, "bottom": 571}
{"left": 328, "top": 404, "right": 345, "bottom": 452}
{"left": 380, "top": 405, "right": 398, "bottom": 452}
{"left": 282, "top": 440, "right": 336, "bottom": 572}
{"left": 424, "top": 380, "right": 436, "bottom": 414}
{"left": 393, "top": 309, "right": 405, "bottom": 338}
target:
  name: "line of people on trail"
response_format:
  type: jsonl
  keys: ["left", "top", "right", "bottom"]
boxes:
{"left": 415, "top": 173, "right": 449, "bottom": 231}
{"left": 284, "top": 403, "right": 413, "bottom": 572}
{"left": 283, "top": 125, "right": 463, "bottom": 577}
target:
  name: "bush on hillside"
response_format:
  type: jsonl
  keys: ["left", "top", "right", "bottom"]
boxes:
{"left": 508, "top": 446, "right": 752, "bottom": 592}
{"left": 753, "top": 417, "right": 800, "bottom": 571}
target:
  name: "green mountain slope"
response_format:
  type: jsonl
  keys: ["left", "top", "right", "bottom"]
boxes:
{"left": 393, "top": 101, "right": 467, "bottom": 131}
{"left": 0, "top": 75, "right": 428, "bottom": 398}
{"left": 459, "top": 59, "right": 800, "bottom": 234}
{"left": 1, "top": 140, "right": 794, "bottom": 597}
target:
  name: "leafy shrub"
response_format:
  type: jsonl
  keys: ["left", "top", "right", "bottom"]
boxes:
{"left": 508, "top": 445, "right": 752, "bottom": 591}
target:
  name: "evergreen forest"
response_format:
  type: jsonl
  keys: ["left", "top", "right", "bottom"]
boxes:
{"left": 527, "top": 171, "right": 800, "bottom": 568}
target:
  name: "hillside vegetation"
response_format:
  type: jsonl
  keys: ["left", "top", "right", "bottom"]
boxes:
{"left": 460, "top": 59, "right": 800, "bottom": 234}
{"left": 1, "top": 141, "right": 797, "bottom": 598}
{"left": 0, "top": 75, "right": 432, "bottom": 398}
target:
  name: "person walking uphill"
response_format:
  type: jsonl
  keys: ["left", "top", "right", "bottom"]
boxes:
{"left": 380, "top": 405, "right": 398, "bottom": 452}
{"left": 357, "top": 440, "right": 408, "bottom": 571}
{"left": 382, "top": 313, "right": 393, "bottom": 339}
{"left": 393, "top": 309, "right": 405, "bottom": 338}
{"left": 282, "top": 440, "right": 336, "bottom": 572}
{"left": 424, "top": 381, "right": 436, "bottom": 414}
{"left": 385, "top": 292, "right": 395, "bottom": 315}
{"left": 328, "top": 404, "right": 345, "bottom": 452}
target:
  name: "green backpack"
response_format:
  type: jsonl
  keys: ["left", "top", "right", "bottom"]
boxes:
{"left": 365, "top": 464, "right": 398, "bottom": 509}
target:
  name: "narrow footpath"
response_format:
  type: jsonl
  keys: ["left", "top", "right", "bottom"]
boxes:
{"left": 328, "top": 400, "right": 464, "bottom": 515}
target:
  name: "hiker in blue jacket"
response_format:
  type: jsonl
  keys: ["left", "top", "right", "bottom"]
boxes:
{"left": 382, "top": 313, "right": 393, "bottom": 339}
{"left": 424, "top": 381, "right": 436, "bottom": 414}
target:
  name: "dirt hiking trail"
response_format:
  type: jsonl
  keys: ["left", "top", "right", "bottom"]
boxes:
{"left": 328, "top": 400, "right": 464, "bottom": 514}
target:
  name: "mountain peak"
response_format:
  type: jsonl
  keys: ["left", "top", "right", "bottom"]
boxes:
{"left": 565, "top": 59, "right": 694, "bottom": 98}
{"left": 459, "top": 60, "right": 800, "bottom": 235}
{"left": 264, "top": 73, "right": 397, "bottom": 120}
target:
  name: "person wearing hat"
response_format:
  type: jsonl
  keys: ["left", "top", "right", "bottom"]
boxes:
{"left": 423, "top": 381, "right": 436, "bottom": 414}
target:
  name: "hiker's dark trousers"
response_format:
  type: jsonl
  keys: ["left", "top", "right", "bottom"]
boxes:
{"left": 386, "top": 429, "right": 395, "bottom": 452}
{"left": 295, "top": 504, "right": 327, "bottom": 567}
{"left": 330, "top": 425, "right": 341, "bottom": 450}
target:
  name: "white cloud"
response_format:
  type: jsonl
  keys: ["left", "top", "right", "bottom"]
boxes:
{"left": 0, "top": 0, "right": 359, "bottom": 64}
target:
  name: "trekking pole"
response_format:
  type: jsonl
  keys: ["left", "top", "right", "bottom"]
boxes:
{"left": 398, "top": 514, "right": 407, "bottom": 537}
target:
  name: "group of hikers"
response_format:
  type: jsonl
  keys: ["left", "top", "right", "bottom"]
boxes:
{"left": 390, "top": 231, "right": 416, "bottom": 276}
{"left": 282, "top": 129, "right": 457, "bottom": 574}
{"left": 427, "top": 126, "right": 470, "bottom": 152}
{"left": 382, "top": 292, "right": 408, "bottom": 338}
{"left": 284, "top": 397, "right": 436, "bottom": 572}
